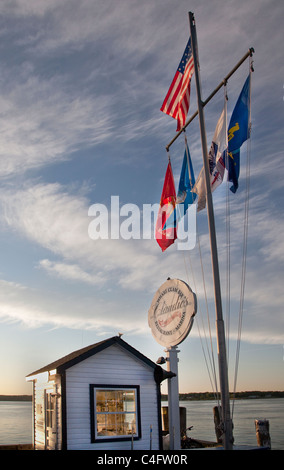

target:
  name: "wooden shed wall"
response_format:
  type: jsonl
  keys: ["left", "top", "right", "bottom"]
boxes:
{"left": 32, "top": 374, "right": 62, "bottom": 450}
{"left": 65, "top": 343, "right": 160, "bottom": 450}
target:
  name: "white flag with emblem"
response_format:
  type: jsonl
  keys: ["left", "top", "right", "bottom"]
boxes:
{"left": 193, "top": 105, "right": 228, "bottom": 212}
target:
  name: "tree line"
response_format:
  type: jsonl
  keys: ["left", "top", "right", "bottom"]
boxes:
{"left": 161, "top": 391, "right": 284, "bottom": 401}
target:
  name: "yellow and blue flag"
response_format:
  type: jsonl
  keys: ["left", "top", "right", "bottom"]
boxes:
{"left": 227, "top": 74, "right": 251, "bottom": 193}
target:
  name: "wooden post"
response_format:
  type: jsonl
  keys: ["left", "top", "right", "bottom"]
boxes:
{"left": 213, "top": 406, "right": 223, "bottom": 443}
{"left": 179, "top": 407, "right": 187, "bottom": 433}
{"left": 162, "top": 406, "right": 186, "bottom": 434}
{"left": 255, "top": 419, "right": 271, "bottom": 449}
{"left": 161, "top": 406, "right": 169, "bottom": 432}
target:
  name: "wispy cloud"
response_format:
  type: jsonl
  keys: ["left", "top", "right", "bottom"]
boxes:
{"left": 38, "top": 259, "right": 107, "bottom": 286}
{"left": 0, "top": 72, "right": 114, "bottom": 177}
{"left": 0, "top": 181, "right": 180, "bottom": 291}
{"left": 0, "top": 0, "right": 283, "bottom": 399}
{"left": 0, "top": 174, "right": 283, "bottom": 344}
{"left": 0, "top": 277, "right": 148, "bottom": 333}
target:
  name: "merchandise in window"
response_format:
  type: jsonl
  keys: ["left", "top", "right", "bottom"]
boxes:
{"left": 90, "top": 385, "right": 141, "bottom": 442}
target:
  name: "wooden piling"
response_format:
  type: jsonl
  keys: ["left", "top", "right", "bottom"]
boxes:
{"left": 161, "top": 406, "right": 186, "bottom": 434}
{"left": 255, "top": 419, "right": 271, "bottom": 449}
{"left": 213, "top": 406, "right": 223, "bottom": 443}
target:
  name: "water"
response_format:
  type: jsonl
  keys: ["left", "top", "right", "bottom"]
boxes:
{"left": 0, "top": 401, "right": 32, "bottom": 445}
{"left": 163, "top": 398, "right": 284, "bottom": 450}
{"left": 0, "top": 399, "right": 283, "bottom": 449}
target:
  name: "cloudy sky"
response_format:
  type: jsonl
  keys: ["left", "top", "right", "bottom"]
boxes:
{"left": 0, "top": 0, "right": 283, "bottom": 396}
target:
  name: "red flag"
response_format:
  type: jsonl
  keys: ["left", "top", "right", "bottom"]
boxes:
{"left": 160, "top": 37, "right": 194, "bottom": 132}
{"left": 155, "top": 161, "right": 177, "bottom": 251}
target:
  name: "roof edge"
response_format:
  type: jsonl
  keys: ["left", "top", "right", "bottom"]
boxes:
{"left": 26, "top": 336, "right": 157, "bottom": 378}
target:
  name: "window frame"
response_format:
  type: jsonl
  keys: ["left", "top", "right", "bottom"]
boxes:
{"left": 45, "top": 391, "right": 56, "bottom": 432}
{"left": 90, "top": 384, "right": 141, "bottom": 443}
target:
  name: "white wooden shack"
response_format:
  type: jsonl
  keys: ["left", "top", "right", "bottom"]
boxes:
{"left": 26, "top": 336, "right": 166, "bottom": 450}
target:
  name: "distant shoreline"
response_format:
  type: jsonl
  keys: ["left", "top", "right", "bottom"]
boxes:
{"left": 1, "top": 391, "right": 284, "bottom": 402}
{"left": 0, "top": 395, "right": 32, "bottom": 401}
{"left": 163, "top": 391, "right": 284, "bottom": 401}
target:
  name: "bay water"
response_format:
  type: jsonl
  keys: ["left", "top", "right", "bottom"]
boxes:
{"left": 165, "top": 398, "right": 284, "bottom": 450}
{"left": 0, "top": 398, "right": 283, "bottom": 449}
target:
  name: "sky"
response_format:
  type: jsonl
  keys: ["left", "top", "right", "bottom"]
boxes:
{"left": 0, "top": 0, "right": 283, "bottom": 397}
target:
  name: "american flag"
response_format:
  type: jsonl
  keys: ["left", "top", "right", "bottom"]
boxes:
{"left": 160, "top": 37, "right": 194, "bottom": 131}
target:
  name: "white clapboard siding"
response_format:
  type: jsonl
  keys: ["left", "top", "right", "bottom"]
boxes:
{"left": 32, "top": 375, "right": 62, "bottom": 450}
{"left": 65, "top": 343, "right": 160, "bottom": 450}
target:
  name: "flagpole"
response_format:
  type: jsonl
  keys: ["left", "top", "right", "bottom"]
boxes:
{"left": 189, "top": 11, "right": 233, "bottom": 450}
{"left": 166, "top": 47, "right": 254, "bottom": 152}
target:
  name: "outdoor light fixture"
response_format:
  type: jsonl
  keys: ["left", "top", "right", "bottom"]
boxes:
{"left": 156, "top": 357, "right": 166, "bottom": 365}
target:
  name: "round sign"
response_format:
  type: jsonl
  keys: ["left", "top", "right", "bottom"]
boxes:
{"left": 148, "top": 278, "right": 197, "bottom": 347}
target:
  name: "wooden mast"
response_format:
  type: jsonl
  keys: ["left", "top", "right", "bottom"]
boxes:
{"left": 188, "top": 11, "right": 233, "bottom": 449}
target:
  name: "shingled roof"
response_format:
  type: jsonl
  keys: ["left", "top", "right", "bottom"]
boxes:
{"left": 26, "top": 336, "right": 157, "bottom": 378}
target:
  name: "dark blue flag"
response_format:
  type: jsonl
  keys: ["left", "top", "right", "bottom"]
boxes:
{"left": 227, "top": 75, "right": 251, "bottom": 193}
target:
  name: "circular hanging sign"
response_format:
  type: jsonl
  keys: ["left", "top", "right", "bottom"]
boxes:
{"left": 148, "top": 278, "right": 197, "bottom": 348}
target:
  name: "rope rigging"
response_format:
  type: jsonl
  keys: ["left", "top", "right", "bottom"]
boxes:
{"left": 181, "top": 130, "right": 220, "bottom": 403}
{"left": 231, "top": 56, "right": 253, "bottom": 418}
{"left": 173, "top": 61, "right": 253, "bottom": 416}
{"left": 160, "top": 23, "right": 254, "bottom": 447}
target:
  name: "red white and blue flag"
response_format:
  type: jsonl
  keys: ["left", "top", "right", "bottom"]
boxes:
{"left": 160, "top": 37, "right": 194, "bottom": 132}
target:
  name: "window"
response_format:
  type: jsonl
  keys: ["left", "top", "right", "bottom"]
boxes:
{"left": 45, "top": 392, "right": 56, "bottom": 430}
{"left": 90, "top": 385, "right": 141, "bottom": 442}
